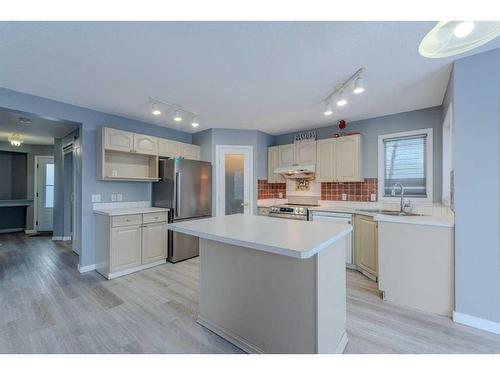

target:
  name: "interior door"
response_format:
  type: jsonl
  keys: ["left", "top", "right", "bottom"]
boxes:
{"left": 216, "top": 146, "right": 252, "bottom": 216}
{"left": 36, "top": 156, "right": 55, "bottom": 232}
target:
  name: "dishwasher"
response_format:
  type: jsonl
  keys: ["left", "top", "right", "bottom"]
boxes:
{"left": 310, "top": 211, "right": 354, "bottom": 267}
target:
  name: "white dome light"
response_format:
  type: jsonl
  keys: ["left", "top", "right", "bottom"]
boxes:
{"left": 419, "top": 21, "right": 500, "bottom": 58}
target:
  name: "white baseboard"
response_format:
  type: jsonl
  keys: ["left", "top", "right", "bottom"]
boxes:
{"left": 25, "top": 229, "right": 37, "bottom": 235}
{"left": 52, "top": 236, "right": 72, "bottom": 241}
{"left": 453, "top": 311, "right": 500, "bottom": 335}
{"left": 78, "top": 264, "right": 96, "bottom": 273}
{"left": 105, "top": 259, "right": 166, "bottom": 279}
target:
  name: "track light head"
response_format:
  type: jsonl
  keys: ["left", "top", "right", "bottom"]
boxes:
{"left": 324, "top": 101, "right": 333, "bottom": 116}
{"left": 174, "top": 111, "right": 183, "bottom": 122}
{"left": 151, "top": 102, "right": 162, "bottom": 116}
{"left": 336, "top": 91, "right": 347, "bottom": 106}
{"left": 191, "top": 116, "right": 199, "bottom": 127}
{"left": 353, "top": 76, "right": 365, "bottom": 94}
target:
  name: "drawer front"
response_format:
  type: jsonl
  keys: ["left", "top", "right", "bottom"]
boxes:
{"left": 112, "top": 214, "right": 143, "bottom": 228}
{"left": 143, "top": 211, "right": 168, "bottom": 224}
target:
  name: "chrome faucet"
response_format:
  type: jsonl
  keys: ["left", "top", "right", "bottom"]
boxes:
{"left": 393, "top": 183, "right": 410, "bottom": 213}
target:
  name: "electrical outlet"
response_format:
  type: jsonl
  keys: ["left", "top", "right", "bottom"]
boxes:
{"left": 91, "top": 194, "right": 101, "bottom": 203}
{"left": 111, "top": 193, "right": 117, "bottom": 202}
{"left": 117, "top": 194, "right": 123, "bottom": 202}
{"left": 278, "top": 192, "right": 283, "bottom": 199}
{"left": 370, "top": 193, "right": 377, "bottom": 202}
{"left": 341, "top": 193, "right": 347, "bottom": 201}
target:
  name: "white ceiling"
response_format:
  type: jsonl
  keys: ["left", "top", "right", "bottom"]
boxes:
{"left": 0, "top": 109, "right": 79, "bottom": 145}
{"left": 0, "top": 22, "right": 498, "bottom": 135}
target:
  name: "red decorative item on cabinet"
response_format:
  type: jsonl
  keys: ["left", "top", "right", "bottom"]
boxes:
{"left": 338, "top": 120, "right": 346, "bottom": 129}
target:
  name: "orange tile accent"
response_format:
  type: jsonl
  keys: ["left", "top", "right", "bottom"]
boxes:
{"left": 258, "top": 180, "right": 287, "bottom": 199}
{"left": 321, "top": 178, "right": 377, "bottom": 202}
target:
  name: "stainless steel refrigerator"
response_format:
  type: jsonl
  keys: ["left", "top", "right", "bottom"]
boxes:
{"left": 152, "top": 158, "right": 212, "bottom": 263}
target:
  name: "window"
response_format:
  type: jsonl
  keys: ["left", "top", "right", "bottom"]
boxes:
{"left": 45, "top": 163, "right": 55, "bottom": 208}
{"left": 378, "top": 129, "right": 433, "bottom": 201}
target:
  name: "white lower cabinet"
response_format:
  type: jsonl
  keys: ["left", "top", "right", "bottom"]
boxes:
{"left": 142, "top": 222, "right": 168, "bottom": 264}
{"left": 111, "top": 225, "right": 142, "bottom": 272}
{"left": 95, "top": 210, "right": 168, "bottom": 279}
{"left": 353, "top": 214, "right": 378, "bottom": 281}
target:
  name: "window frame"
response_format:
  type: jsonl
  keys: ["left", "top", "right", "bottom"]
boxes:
{"left": 377, "top": 128, "right": 433, "bottom": 203}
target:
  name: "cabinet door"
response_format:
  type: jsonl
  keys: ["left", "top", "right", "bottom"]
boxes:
{"left": 316, "top": 139, "right": 335, "bottom": 182}
{"left": 134, "top": 134, "right": 158, "bottom": 155}
{"left": 142, "top": 222, "right": 167, "bottom": 264}
{"left": 335, "top": 135, "right": 362, "bottom": 182}
{"left": 267, "top": 146, "right": 284, "bottom": 183}
{"left": 110, "top": 225, "right": 142, "bottom": 272}
{"left": 158, "top": 138, "right": 181, "bottom": 158}
{"left": 295, "top": 141, "right": 316, "bottom": 165}
{"left": 354, "top": 215, "right": 378, "bottom": 278}
{"left": 181, "top": 144, "right": 201, "bottom": 160}
{"left": 104, "top": 128, "right": 134, "bottom": 152}
{"left": 279, "top": 144, "right": 296, "bottom": 167}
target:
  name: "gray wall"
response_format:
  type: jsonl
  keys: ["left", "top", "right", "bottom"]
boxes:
{"left": 192, "top": 128, "right": 274, "bottom": 214}
{"left": 274, "top": 106, "right": 444, "bottom": 201}
{"left": 0, "top": 87, "right": 193, "bottom": 268}
{"left": 451, "top": 48, "right": 500, "bottom": 324}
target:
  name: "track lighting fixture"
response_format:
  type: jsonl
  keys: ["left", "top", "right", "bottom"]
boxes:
{"left": 419, "top": 21, "right": 500, "bottom": 58}
{"left": 191, "top": 116, "right": 199, "bottom": 127}
{"left": 353, "top": 76, "right": 365, "bottom": 94}
{"left": 336, "top": 90, "right": 347, "bottom": 106}
{"left": 322, "top": 68, "right": 364, "bottom": 115}
{"left": 149, "top": 97, "right": 200, "bottom": 128}
{"left": 323, "top": 101, "right": 333, "bottom": 116}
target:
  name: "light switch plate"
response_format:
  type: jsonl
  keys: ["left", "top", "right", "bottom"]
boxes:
{"left": 111, "top": 193, "right": 117, "bottom": 202}
{"left": 370, "top": 193, "right": 377, "bottom": 202}
{"left": 341, "top": 193, "right": 347, "bottom": 201}
{"left": 117, "top": 194, "right": 123, "bottom": 201}
{"left": 91, "top": 194, "right": 101, "bottom": 203}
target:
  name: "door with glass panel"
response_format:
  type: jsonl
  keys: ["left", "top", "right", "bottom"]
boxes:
{"left": 216, "top": 146, "right": 253, "bottom": 216}
{"left": 36, "top": 156, "right": 55, "bottom": 231}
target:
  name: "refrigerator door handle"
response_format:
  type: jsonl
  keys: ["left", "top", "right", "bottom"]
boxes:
{"left": 175, "top": 172, "right": 181, "bottom": 217}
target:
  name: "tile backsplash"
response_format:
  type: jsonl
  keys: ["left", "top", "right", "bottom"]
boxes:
{"left": 321, "top": 178, "right": 378, "bottom": 202}
{"left": 257, "top": 180, "right": 287, "bottom": 199}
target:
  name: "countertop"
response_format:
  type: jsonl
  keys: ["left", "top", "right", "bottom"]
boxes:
{"left": 93, "top": 206, "right": 169, "bottom": 216}
{"left": 309, "top": 206, "right": 454, "bottom": 228}
{"left": 167, "top": 213, "right": 352, "bottom": 259}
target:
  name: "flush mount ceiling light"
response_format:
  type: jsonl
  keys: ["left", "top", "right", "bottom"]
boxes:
{"left": 18, "top": 117, "right": 32, "bottom": 124}
{"left": 8, "top": 133, "right": 23, "bottom": 147}
{"left": 323, "top": 101, "right": 333, "bottom": 116}
{"left": 323, "top": 68, "right": 364, "bottom": 115}
{"left": 149, "top": 97, "right": 200, "bottom": 128}
{"left": 419, "top": 21, "right": 500, "bottom": 58}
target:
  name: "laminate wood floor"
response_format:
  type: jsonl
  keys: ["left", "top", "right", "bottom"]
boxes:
{"left": 1, "top": 232, "right": 500, "bottom": 354}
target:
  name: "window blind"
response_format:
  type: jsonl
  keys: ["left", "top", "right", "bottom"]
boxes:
{"left": 383, "top": 134, "right": 427, "bottom": 197}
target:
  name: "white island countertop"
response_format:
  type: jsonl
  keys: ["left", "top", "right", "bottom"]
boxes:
{"left": 167, "top": 214, "right": 352, "bottom": 259}
{"left": 93, "top": 206, "right": 169, "bottom": 216}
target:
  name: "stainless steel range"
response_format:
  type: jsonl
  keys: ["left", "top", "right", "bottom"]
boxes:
{"left": 268, "top": 203, "right": 319, "bottom": 220}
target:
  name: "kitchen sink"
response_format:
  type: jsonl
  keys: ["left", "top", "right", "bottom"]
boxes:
{"left": 358, "top": 209, "right": 425, "bottom": 217}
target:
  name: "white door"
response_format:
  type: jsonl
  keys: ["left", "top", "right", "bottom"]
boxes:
{"left": 216, "top": 145, "right": 253, "bottom": 216}
{"left": 36, "top": 156, "right": 55, "bottom": 232}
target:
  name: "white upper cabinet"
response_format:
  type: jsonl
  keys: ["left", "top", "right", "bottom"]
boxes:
{"left": 180, "top": 143, "right": 201, "bottom": 160}
{"left": 104, "top": 128, "right": 134, "bottom": 152}
{"left": 316, "top": 139, "right": 336, "bottom": 182}
{"left": 295, "top": 141, "right": 316, "bottom": 165}
{"left": 267, "top": 146, "right": 284, "bottom": 183}
{"left": 279, "top": 144, "right": 296, "bottom": 167}
{"left": 158, "top": 138, "right": 181, "bottom": 158}
{"left": 134, "top": 134, "right": 158, "bottom": 155}
{"left": 335, "top": 134, "right": 362, "bottom": 182}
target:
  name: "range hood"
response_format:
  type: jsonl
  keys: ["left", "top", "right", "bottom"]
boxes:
{"left": 274, "top": 164, "right": 315, "bottom": 179}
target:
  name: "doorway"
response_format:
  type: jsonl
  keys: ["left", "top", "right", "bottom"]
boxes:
{"left": 35, "top": 155, "right": 55, "bottom": 232}
{"left": 215, "top": 145, "right": 253, "bottom": 216}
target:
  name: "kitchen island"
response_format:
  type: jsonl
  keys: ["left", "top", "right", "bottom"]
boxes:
{"left": 167, "top": 214, "right": 352, "bottom": 354}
